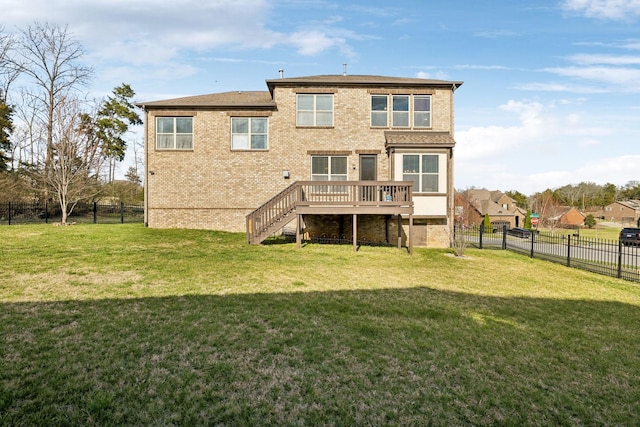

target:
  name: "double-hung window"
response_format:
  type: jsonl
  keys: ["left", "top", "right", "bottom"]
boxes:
{"left": 156, "top": 117, "right": 193, "bottom": 149}
{"left": 371, "top": 95, "right": 388, "bottom": 127}
{"left": 372, "top": 94, "right": 432, "bottom": 128}
{"left": 297, "top": 94, "right": 333, "bottom": 126}
{"left": 231, "top": 117, "right": 268, "bottom": 150}
{"left": 311, "top": 155, "right": 347, "bottom": 193}
{"left": 392, "top": 95, "right": 410, "bottom": 127}
{"left": 403, "top": 154, "right": 439, "bottom": 193}
{"left": 311, "top": 156, "right": 347, "bottom": 181}
{"left": 414, "top": 95, "right": 431, "bottom": 128}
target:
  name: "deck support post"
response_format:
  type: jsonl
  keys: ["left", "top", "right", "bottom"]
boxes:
{"left": 296, "top": 214, "right": 302, "bottom": 249}
{"left": 397, "top": 214, "right": 402, "bottom": 250}
{"left": 409, "top": 214, "right": 413, "bottom": 255}
{"left": 353, "top": 214, "right": 358, "bottom": 252}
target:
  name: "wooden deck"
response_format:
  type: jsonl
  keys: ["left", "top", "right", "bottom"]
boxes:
{"left": 246, "top": 181, "right": 414, "bottom": 253}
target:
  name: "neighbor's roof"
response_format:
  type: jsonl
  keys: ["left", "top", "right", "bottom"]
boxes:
{"left": 136, "top": 91, "right": 275, "bottom": 109}
{"left": 617, "top": 200, "right": 640, "bottom": 210}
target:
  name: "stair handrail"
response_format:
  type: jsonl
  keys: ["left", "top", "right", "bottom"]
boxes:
{"left": 246, "top": 181, "right": 301, "bottom": 243}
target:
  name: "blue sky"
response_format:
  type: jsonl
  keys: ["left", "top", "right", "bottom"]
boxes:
{"left": 3, "top": 0, "right": 640, "bottom": 195}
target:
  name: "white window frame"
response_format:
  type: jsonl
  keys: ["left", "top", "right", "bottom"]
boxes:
{"left": 413, "top": 95, "right": 432, "bottom": 128}
{"left": 401, "top": 154, "right": 442, "bottom": 193}
{"left": 231, "top": 117, "right": 268, "bottom": 150}
{"left": 297, "top": 94, "right": 334, "bottom": 127}
{"left": 370, "top": 95, "right": 388, "bottom": 127}
{"left": 392, "top": 95, "right": 410, "bottom": 128}
{"left": 311, "top": 156, "right": 348, "bottom": 181}
{"left": 311, "top": 155, "right": 348, "bottom": 193}
{"left": 156, "top": 117, "right": 193, "bottom": 150}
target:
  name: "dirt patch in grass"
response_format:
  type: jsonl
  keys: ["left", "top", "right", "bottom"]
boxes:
{"left": 6, "top": 270, "right": 144, "bottom": 301}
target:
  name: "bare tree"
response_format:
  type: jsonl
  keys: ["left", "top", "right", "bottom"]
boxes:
{"left": 42, "top": 97, "right": 104, "bottom": 224}
{"left": 12, "top": 22, "right": 93, "bottom": 185}
{"left": 11, "top": 88, "right": 46, "bottom": 169}
{"left": 0, "top": 27, "right": 21, "bottom": 100}
{"left": 532, "top": 189, "right": 564, "bottom": 231}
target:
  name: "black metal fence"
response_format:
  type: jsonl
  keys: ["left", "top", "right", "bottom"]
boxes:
{"left": 457, "top": 225, "right": 640, "bottom": 284}
{"left": 0, "top": 201, "right": 144, "bottom": 225}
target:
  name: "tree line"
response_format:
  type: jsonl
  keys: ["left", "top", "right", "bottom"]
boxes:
{"left": 505, "top": 181, "right": 640, "bottom": 213}
{"left": 0, "top": 23, "right": 142, "bottom": 224}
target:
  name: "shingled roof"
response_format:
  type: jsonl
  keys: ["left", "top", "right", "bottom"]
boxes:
{"left": 266, "top": 74, "right": 463, "bottom": 91}
{"left": 137, "top": 74, "right": 464, "bottom": 109}
{"left": 136, "top": 91, "right": 275, "bottom": 109}
{"left": 384, "top": 131, "right": 456, "bottom": 148}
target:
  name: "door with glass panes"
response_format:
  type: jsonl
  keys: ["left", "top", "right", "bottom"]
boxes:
{"left": 359, "top": 155, "right": 377, "bottom": 201}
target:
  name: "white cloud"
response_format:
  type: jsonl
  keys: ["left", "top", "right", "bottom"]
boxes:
{"left": 562, "top": 0, "right": 640, "bottom": 21}
{"left": 2, "top": 0, "right": 362, "bottom": 70}
{"left": 454, "top": 99, "right": 617, "bottom": 193}
{"left": 530, "top": 154, "right": 640, "bottom": 188}
{"left": 515, "top": 82, "right": 609, "bottom": 93}
{"left": 474, "top": 30, "right": 520, "bottom": 38}
{"left": 289, "top": 30, "right": 345, "bottom": 56}
{"left": 567, "top": 53, "right": 640, "bottom": 65}
{"left": 416, "top": 71, "right": 450, "bottom": 80}
{"left": 544, "top": 66, "right": 640, "bottom": 91}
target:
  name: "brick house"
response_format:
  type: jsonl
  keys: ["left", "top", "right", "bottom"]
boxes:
{"left": 550, "top": 206, "right": 585, "bottom": 228}
{"left": 457, "top": 189, "right": 526, "bottom": 229}
{"left": 603, "top": 200, "right": 640, "bottom": 224}
{"left": 138, "top": 74, "right": 463, "bottom": 249}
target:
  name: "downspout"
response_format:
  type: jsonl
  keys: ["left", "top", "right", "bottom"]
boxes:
{"left": 448, "top": 84, "right": 456, "bottom": 240}
{"left": 143, "top": 108, "right": 149, "bottom": 227}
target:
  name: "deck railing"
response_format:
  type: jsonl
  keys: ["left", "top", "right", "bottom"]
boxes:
{"left": 246, "top": 181, "right": 413, "bottom": 244}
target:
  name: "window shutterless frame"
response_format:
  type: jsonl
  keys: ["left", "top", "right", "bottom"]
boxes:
{"left": 297, "top": 94, "right": 334, "bottom": 127}
{"left": 231, "top": 117, "right": 268, "bottom": 150}
{"left": 156, "top": 117, "right": 193, "bottom": 150}
{"left": 392, "top": 95, "right": 410, "bottom": 128}
{"left": 413, "top": 95, "right": 431, "bottom": 128}
{"left": 370, "top": 95, "right": 388, "bottom": 127}
{"left": 402, "top": 154, "right": 440, "bottom": 193}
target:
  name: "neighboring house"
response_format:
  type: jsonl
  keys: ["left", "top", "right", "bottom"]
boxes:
{"left": 138, "top": 74, "right": 463, "bottom": 248}
{"left": 457, "top": 189, "right": 526, "bottom": 229}
{"left": 548, "top": 206, "right": 585, "bottom": 228}
{"left": 603, "top": 200, "right": 640, "bottom": 224}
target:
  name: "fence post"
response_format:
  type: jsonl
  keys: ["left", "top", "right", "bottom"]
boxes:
{"left": 502, "top": 225, "right": 507, "bottom": 250}
{"left": 530, "top": 230, "right": 535, "bottom": 258}
{"left": 617, "top": 241, "right": 623, "bottom": 279}
{"left": 120, "top": 202, "right": 124, "bottom": 224}
{"left": 93, "top": 202, "right": 97, "bottom": 224}
{"left": 479, "top": 223, "right": 484, "bottom": 249}
{"left": 567, "top": 235, "right": 571, "bottom": 267}
{"left": 8, "top": 202, "right": 11, "bottom": 225}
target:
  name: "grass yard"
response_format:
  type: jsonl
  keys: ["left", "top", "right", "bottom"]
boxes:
{"left": 1, "top": 224, "right": 640, "bottom": 425}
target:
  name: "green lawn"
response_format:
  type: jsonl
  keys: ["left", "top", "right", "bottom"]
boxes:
{"left": 1, "top": 224, "right": 640, "bottom": 425}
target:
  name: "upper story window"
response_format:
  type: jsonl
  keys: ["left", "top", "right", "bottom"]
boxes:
{"left": 392, "top": 95, "right": 410, "bottom": 127}
{"left": 156, "top": 117, "right": 193, "bottom": 150}
{"left": 371, "top": 95, "right": 388, "bottom": 127}
{"left": 402, "top": 154, "right": 439, "bottom": 193}
{"left": 297, "top": 94, "right": 333, "bottom": 127}
{"left": 414, "top": 95, "right": 431, "bottom": 128}
{"left": 371, "top": 94, "right": 432, "bottom": 129}
{"left": 231, "top": 117, "right": 268, "bottom": 150}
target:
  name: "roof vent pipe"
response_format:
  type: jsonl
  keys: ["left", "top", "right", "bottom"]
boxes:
{"left": 279, "top": 69, "right": 284, "bottom": 79}
{"left": 343, "top": 64, "right": 347, "bottom": 76}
